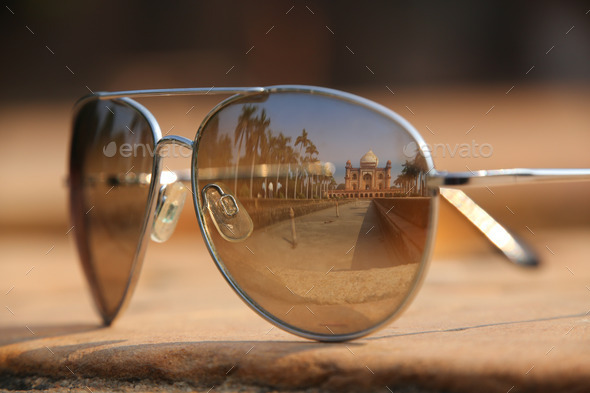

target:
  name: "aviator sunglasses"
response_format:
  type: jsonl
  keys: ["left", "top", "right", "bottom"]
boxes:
{"left": 69, "top": 85, "right": 590, "bottom": 342}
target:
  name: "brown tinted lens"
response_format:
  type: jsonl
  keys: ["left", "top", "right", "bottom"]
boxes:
{"left": 196, "top": 91, "right": 435, "bottom": 338}
{"left": 69, "top": 98, "right": 155, "bottom": 323}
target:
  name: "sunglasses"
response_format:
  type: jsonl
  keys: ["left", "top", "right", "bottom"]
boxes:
{"left": 69, "top": 85, "right": 590, "bottom": 342}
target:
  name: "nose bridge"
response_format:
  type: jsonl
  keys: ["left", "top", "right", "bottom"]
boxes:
{"left": 149, "top": 135, "right": 194, "bottom": 243}
{"left": 155, "top": 135, "right": 194, "bottom": 156}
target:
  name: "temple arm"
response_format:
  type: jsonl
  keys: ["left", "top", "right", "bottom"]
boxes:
{"left": 428, "top": 168, "right": 590, "bottom": 187}
{"left": 429, "top": 168, "right": 590, "bottom": 267}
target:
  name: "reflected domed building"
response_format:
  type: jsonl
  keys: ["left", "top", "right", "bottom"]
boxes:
{"left": 327, "top": 150, "right": 393, "bottom": 198}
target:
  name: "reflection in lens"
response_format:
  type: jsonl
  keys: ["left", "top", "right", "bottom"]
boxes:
{"left": 196, "top": 90, "right": 435, "bottom": 338}
{"left": 69, "top": 98, "right": 154, "bottom": 324}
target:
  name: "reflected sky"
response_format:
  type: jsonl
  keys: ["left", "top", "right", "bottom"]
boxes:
{"left": 215, "top": 92, "right": 416, "bottom": 184}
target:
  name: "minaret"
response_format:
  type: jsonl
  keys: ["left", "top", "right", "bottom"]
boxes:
{"left": 385, "top": 160, "right": 392, "bottom": 189}
{"left": 344, "top": 160, "right": 352, "bottom": 189}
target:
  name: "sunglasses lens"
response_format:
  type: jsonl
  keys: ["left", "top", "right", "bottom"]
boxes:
{"left": 69, "top": 99, "right": 155, "bottom": 323}
{"left": 196, "top": 90, "right": 435, "bottom": 339}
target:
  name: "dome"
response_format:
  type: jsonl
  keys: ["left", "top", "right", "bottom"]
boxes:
{"left": 360, "top": 149, "right": 378, "bottom": 167}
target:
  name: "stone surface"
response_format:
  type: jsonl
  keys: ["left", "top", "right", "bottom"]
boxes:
{"left": 1, "top": 86, "right": 589, "bottom": 392}
{"left": 1, "top": 220, "right": 590, "bottom": 392}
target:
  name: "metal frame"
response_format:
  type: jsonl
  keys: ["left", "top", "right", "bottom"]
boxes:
{"left": 430, "top": 168, "right": 590, "bottom": 187}
{"left": 71, "top": 85, "right": 590, "bottom": 342}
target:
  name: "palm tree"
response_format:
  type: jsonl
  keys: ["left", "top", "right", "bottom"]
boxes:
{"left": 411, "top": 154, "right": 428, "bottom": 196}
{"left": 393, "top": 175, "right": 406, "bottom": 194}
{"left": 293, "top": 129, "right": 310, "bottom": 199}
{"left": 259, "top": 128, "right": 274, "bottom": 198}
{"left": 329, "top": 177, "right": 337, "bottom": 193}
{"left": 272, "top": 132, "right": 291, "bottom": 198}
{"left": 233, "top": 105, "right": 257, "bottom": 195}
{"left": 305, "top": 142, "right": 319, "bottom": 198}
{"left": 199, "top": 116, "right": 233, "bottom": 169}
{"left": 320, "top": 163, "right": 335, "bottom": 199}
{"left": 400, "top": 159, "right": 422, "bottom": 195}
{"left": 248, "top": 109, "right": 270, "bottom": 198}
{"left": 282, "top": 145, "right": 298, "bottom": 199}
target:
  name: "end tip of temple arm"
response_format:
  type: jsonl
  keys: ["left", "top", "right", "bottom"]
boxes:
{"left": 506, "top": 242, "right": 540, "bottom": 268}
{"left": 439, "top": 187, "right": 540, "bottom": 268}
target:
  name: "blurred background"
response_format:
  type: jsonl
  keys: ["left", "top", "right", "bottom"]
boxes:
{"left": 0, "top": 0, "right": 589, "bottom": 254}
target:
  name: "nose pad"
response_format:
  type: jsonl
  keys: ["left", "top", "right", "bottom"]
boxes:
{"left": 202, "top": 184, "right": 253, "bottom": 242}
{"left": 151, "top": 181, "right": 188, "bottom": 243}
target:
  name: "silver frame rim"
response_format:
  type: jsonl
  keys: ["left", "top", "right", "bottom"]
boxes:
{"left": 70, "top": 95, "right": 163, "bottom": 324}
{"left": 191, "top": 84, "right": 439, "bottom": 342}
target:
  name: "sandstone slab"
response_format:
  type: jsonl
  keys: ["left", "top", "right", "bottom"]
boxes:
{"left": 1, "top": 226, "right": 589, "bottom": 392}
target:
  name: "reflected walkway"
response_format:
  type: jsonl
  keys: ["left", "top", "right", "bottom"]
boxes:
{"left": 243, "top": 200, "right": 396, "bottom": 272}
{"left": 212, "top": 198, "right": 426, "bottom": 333}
